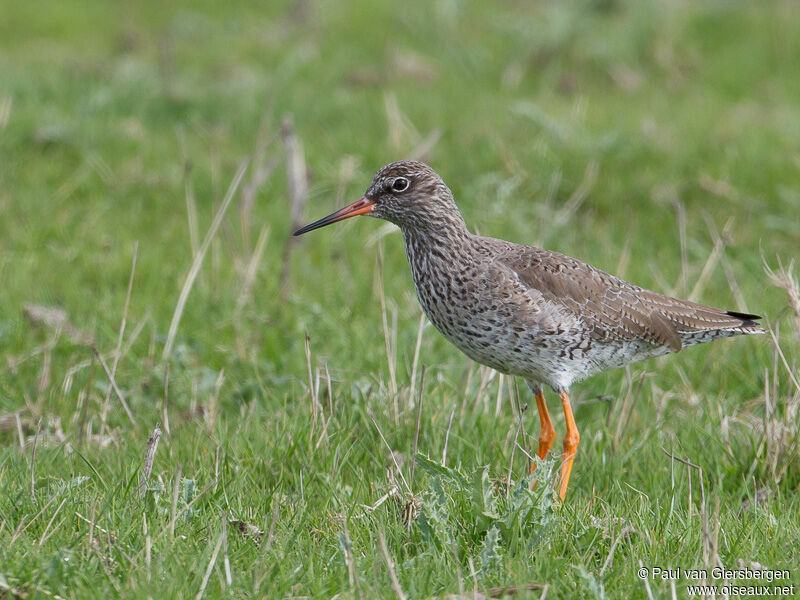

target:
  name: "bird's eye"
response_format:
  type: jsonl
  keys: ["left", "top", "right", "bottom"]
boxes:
{"left": 391, "top": 177, "right": 410, "bottom": 193}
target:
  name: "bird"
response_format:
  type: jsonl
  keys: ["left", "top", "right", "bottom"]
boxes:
{"left": 293, "top": 160, "right": 764, "bottom": 500}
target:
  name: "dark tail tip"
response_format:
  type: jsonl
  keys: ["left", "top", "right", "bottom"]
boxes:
{"left": 726, "top": 310, "right": 764, "bottom": 330}
{"left": 726, "top": 310, "right": 762, "bottom": 322}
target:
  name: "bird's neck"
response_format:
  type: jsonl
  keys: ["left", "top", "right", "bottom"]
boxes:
{"left": 397, "top": 202, "right": 470, "bottom": 242}
{"left": 401, "top": 215, "right": 474, "bottom": 273}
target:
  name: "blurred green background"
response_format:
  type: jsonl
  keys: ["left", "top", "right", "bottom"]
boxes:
{"left": 1, "top": 0, "right": 798, "bottom": 597}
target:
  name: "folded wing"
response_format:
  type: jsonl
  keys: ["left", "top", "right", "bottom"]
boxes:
{"left": 496, "top": 246, "right": 764, "bottom": 353}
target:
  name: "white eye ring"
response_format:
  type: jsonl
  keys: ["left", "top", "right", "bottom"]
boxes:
{"left": 391, "top": 177, "right": 410, "bottom": 192}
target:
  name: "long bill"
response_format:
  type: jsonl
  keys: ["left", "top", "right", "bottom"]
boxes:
{"left": 292, "top": 197, "right": 375, "bottom": 236}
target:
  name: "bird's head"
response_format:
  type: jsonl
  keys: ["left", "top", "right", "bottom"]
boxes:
{"left": 293, "top": 160, "right": 464, "bottom": 236}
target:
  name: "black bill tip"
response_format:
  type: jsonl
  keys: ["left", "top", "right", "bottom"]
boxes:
{"left": 292, "top": 197, "right": 375, "bottom": 237}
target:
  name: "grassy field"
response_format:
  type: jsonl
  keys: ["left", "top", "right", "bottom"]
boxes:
{"left": 1, "top": 0, "right": 799, "bottom": 597}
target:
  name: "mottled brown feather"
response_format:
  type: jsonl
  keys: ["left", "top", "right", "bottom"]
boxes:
{"left": 295, "top": 160, "right": 764, "bottom": 392}
{"left": 494, "top": 244, "right": 763, "bottom": 353}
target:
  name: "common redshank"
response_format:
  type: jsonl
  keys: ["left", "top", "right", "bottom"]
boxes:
{"left": 293, "top": 160, "right": 764, "bottom": 499}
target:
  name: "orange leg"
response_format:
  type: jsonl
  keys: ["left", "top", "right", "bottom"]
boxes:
{"left": 558, "top": 389, "right": 580, "bottom": 500}
{"left": 533, "top": 387, "right": 555, "bottom": 460}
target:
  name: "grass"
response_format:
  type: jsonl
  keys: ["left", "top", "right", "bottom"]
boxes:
{"left": 1, "top": 0, "right": 799, "bottom": 597}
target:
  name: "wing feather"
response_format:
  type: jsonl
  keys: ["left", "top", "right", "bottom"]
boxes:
{"left": 493, "top": 244, "right": 762, "bottom": 352}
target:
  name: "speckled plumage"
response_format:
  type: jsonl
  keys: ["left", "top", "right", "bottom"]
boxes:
{"left": 294, "top": 160, "right": 765, "bottom": 498}
{"left": 362, "top": 161, "right": 764, "bottom": 392}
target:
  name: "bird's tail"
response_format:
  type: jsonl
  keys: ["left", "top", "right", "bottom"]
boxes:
{"left": 723, "top": 310, "right": 766, "bottom": 333}
{"left": 675, "top": 308, "right": 765, "bottom": 349}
